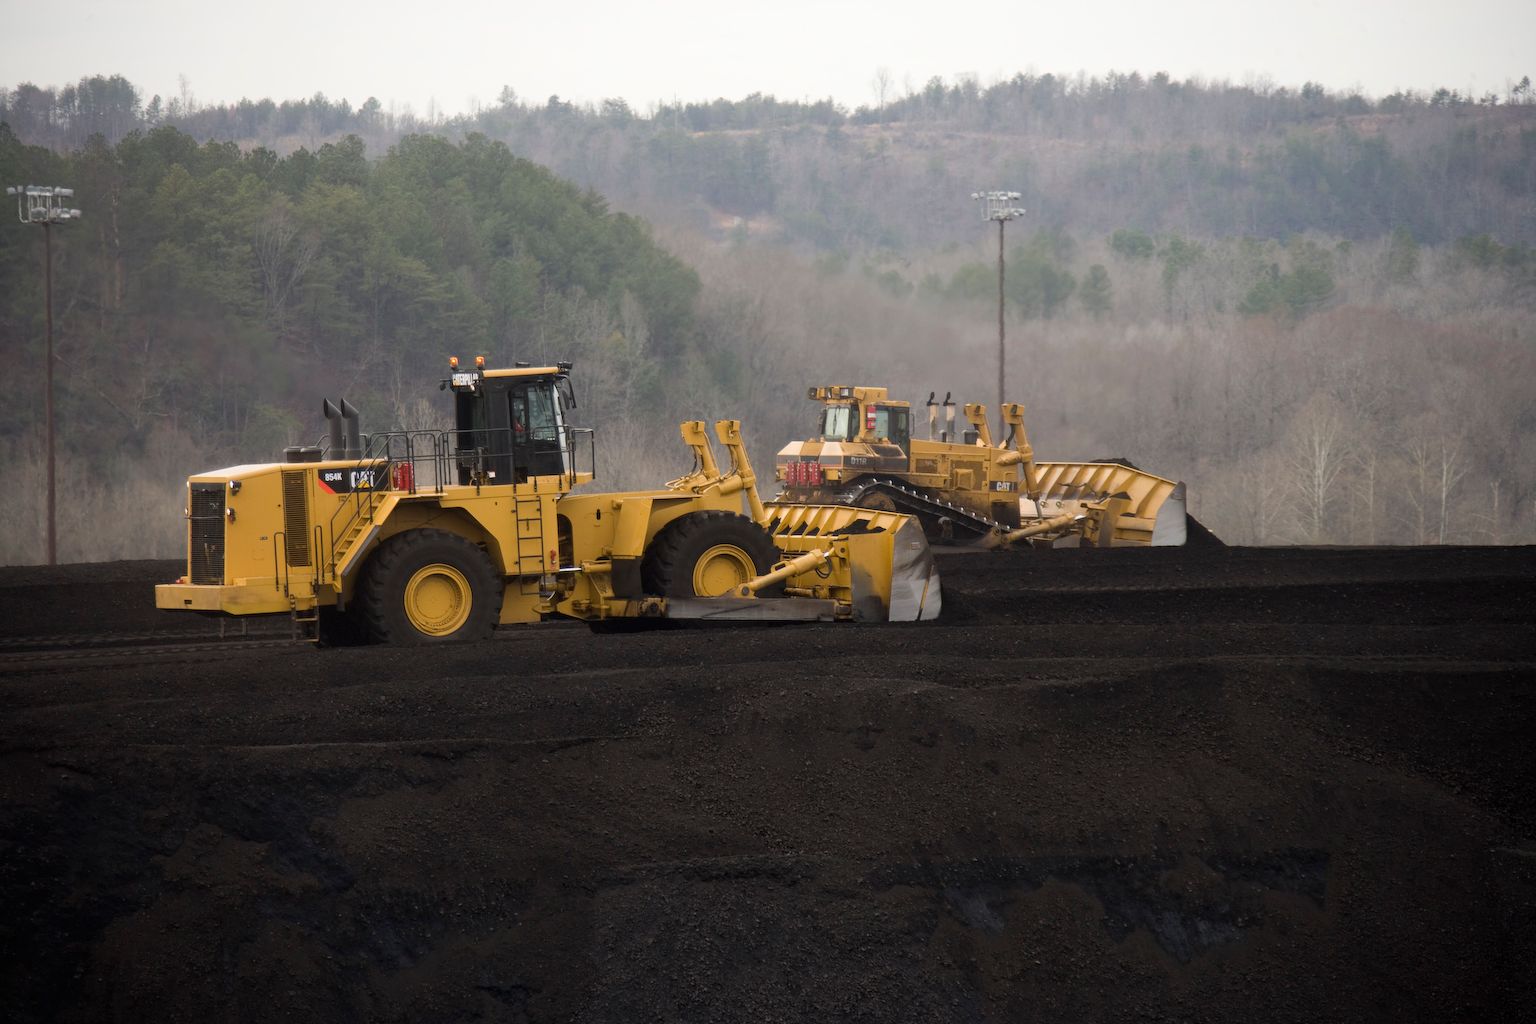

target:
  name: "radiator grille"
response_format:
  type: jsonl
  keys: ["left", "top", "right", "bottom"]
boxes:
{"left": 189, "top": 483, "right": 225, "bottom": 585}
{"left": 282, "top": 471, "right": 311, "bottom": 567}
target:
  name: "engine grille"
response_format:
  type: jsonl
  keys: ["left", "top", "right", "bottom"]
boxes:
{"left": 189, "top": 483, "right": 225, "bottom": 585}
{"left": 282, "top": 471, "right": 311, "bottom": 567}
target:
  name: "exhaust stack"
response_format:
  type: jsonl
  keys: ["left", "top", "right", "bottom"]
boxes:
{"left": 942, "top": 392, "right": 955, "bottom": 443}
{"left": 323, "top": 399, "right": 345, "bottom": 456}
{"left": 341, "top": 399, "right": 363, "bottom": 460}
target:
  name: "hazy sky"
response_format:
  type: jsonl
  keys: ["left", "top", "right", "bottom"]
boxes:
{"left": 5, "top": 0, "right": 1533, "bottom": 115}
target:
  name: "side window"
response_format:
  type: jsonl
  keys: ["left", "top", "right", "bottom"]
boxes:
{"left": 510, "top": 393, "right": 529, "bottom": 444}
{"left": 870, "top": 406, "right": 908, "bottom": 447}
{"left": 526, "top": 385, "right": 557, "bottom": 441}
{"left": 872, "top": 407, "right": 891, "bottom": 439}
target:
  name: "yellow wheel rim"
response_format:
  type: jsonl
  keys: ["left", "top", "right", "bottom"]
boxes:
{"left": 403, "top": 563, "right": 473, "bottom": 636}
{"left": 691, "top": 543, "right": 756, "bottom": 598}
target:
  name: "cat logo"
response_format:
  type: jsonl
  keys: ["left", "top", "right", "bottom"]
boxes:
{"left": 317, "top": 468, "right": 380, "bottom": 494}
{"left": 991, "top": 480, "right": 1017, "bottom": 492}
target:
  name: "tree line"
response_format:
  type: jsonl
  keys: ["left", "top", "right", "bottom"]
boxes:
{"left": 5, "top": 72, "right": 1535, "bottom": 250}
{"left": 1, "top": 68, "right": 1533, "bottom": 561}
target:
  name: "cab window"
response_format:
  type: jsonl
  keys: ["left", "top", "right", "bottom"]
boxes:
{"left": 525, "top": 384, "right": 557, "bottom": 441}
{"left": 821, "top": 405, "right": 854, "bottom": 440}
{"left": 869, "top": 406, "right": 910, "bottom": 445}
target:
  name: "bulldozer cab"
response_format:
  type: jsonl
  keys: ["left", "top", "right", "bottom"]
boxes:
{"left": 810, "top": 386, "right": 911, "bottom": 453}
{"left": 451, "top": 364, "right": 573, "bottom": 484}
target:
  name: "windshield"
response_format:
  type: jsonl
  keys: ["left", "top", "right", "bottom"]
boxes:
{"left": 820, "top": 405, "right": 854, "bottom": 440}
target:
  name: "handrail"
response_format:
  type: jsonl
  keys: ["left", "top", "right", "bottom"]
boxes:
{"left": 272, "top": 531, "right": 286, "bottom": 594}
{"left": 314, "top": 422, "right": 597, "bottom": 585}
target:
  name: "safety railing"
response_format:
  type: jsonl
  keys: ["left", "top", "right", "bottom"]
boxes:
{"left": 313, "top": 423, "right": 596, "bottom": 584}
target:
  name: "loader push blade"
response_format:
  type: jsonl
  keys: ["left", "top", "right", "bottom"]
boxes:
{"left": 762, "top": 503, "right": 942, "bottom": 622}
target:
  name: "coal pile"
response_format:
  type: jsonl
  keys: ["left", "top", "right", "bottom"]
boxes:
{"left": 1, "top": 544, "right": 1533, "bottom": 1022}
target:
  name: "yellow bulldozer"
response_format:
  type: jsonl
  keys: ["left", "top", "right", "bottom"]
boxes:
{"left": 155, "top": 361, "right": 940, "bottom": 644}
{"left": 773, "top": 385, "right": 1204, "bottom": 548}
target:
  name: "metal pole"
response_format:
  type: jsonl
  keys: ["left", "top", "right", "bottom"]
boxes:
{"left": 8, "top": 185, "right": 78, "bottom": 566}
{"left": 972, "top": 190, "right": 1023, "bottom": 437}
{"left": 44, "top": 222, "right": 56, "bottom": 566}
{"left": 997, "top": 218, "right": 1005, "bottom": 425}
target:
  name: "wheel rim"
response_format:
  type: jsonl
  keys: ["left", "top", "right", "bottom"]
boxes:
{"left": 691, "top": 543, "right": 757, "bottom": 597}
{"left": 403, "top": 563, "right": 473, "bottom": 636}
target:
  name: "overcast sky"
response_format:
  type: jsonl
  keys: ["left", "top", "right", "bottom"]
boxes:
{"left": 6, "top": 0, "right": 1533, "bottom": 115}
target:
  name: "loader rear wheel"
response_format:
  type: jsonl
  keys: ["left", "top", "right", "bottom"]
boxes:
{"left": 641, "top": 511, "right": 784, "bottom": 599}
{"left": 361, "top": 529, "right": 501, "bottom": 644}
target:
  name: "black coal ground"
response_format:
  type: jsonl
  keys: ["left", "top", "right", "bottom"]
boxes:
{"left": 1, "top": 544, "right": 1533, "bottom": 1023}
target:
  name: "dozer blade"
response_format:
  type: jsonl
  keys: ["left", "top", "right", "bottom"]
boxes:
{"left": 761, "top": 504, "right": 942, "bottom": 622}
{"left": 1022, "top": 461, "right": 1188, "bottom": 547}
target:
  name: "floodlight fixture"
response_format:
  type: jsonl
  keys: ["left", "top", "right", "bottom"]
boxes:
{"left": 972, "top": 189, "right": 1026, "bottom": 223}
{"left": 10, "top": 184, "right": 84, "bottom": 226}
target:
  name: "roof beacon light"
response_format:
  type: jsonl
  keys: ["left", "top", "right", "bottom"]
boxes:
{"left": 475, "top": 355, "right": 485, "bottom": 369}
{"left": 449, "top": 356, "right": 459, "bottom": 369}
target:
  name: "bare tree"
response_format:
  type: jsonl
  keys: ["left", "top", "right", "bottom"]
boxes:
{"left": 254, "top": 202, "right": 317, "bottom": 338}
{"left": 1286, "top": 398, "right": 1351, "bottom": 542}
{"left": 872, "top": 67, "right": 893, "bottom": 114}
{"left": 1347, "top": 447, "right": 1380, "bottom": 545}
{"left": 1485, "top": 479, "right": 1504, "bottom": 544}
{"left": 1401, "top": 422, "right": 1468, "bottom": 544}
{"left": 1215, "top": 451, "right": 1289, "bottom": 545}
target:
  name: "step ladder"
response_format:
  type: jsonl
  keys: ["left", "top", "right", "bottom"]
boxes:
{"left": 512, "top": 493, "right": 549, "bottom": 596}
{"left": 289, "top": 597, "right": 320, "bottom": 643}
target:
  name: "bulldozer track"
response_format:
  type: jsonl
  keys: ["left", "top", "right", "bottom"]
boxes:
{"left": 829, "top": 477, "right": 1004, "bottom": 541}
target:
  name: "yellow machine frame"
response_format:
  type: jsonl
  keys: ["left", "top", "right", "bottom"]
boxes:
{"left": 774, "top": 385, "right": 1188, "bottom": 547}
{"left": 157, "top": 365, "right": 940, "bottom": 641}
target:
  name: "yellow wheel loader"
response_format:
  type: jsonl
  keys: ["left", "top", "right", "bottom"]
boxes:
{"left": 774, "top": 385, "right": 1205, "bottom": 548}
{"left": 155, "top": 361, "right": 941, "bottom": 644}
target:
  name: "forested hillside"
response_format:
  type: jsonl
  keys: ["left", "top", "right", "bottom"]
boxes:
{"left": 0, "top": 123, "right": 710, "bottom": 560}
{"left": 2, "top": 72, "right": 1534, "bottom": 561}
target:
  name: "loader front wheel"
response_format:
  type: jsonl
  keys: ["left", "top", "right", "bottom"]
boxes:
{"left": 641, "top": 511, "right": 784, "bottom": 599}
{"left": 361, "top": 529, "right": 501, "bottom": 644}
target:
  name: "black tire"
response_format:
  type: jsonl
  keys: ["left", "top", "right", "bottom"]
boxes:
{"left": 316, "top": 605, "right": 371, "bottom": 647}
{"left": 359, "top": 528, "right": 502, "bottom": 644}
{"left": 640, "top": 511, "right": 784, "bottom": 599}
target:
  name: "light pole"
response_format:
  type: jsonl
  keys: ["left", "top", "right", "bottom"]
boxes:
{"left": 8, "top": 185, "right": 83, "bottom": 565}
{"left": 970, "top": 190, "right": 1025, "bottom": 425}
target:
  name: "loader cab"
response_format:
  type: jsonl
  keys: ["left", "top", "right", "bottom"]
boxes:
{"left": 450, "top": 363, "right": 574, "bottom": 484}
